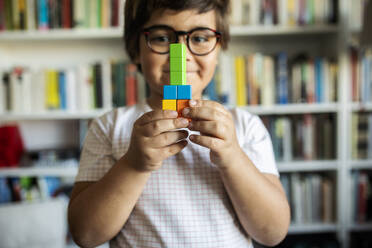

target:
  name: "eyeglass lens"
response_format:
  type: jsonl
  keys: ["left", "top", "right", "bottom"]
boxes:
{"left": 146, "top": 27, "right": 218, "bottom": 55}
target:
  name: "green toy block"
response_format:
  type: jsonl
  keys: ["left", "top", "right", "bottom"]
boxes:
{"left": 170, "top": 43, "right": 186, "bottom": 58}
{"left": 170, "top": 57, "right": 186, "bottom": 72}
{"left": 170, "top": 71, "right": 186, "bottom": 85}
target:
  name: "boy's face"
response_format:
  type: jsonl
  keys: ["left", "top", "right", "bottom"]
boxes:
{"left": 137, "top": 9, "right": 220, "bottom": 103}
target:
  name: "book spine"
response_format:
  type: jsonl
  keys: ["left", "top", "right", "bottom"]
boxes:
{"left": 126, "top": 63, "right": 137, "bottom": 106}
{"left": 58, "top": 71, "right": 67, "bottom": 110}
{"left": 38, "top": 0, "right": 49, "bottom": 30}
{"left": 235, "top": 56, "right": 247, "bottom": 106}
{"left": 94, "top": 63, "right": 103, "bottom": 108}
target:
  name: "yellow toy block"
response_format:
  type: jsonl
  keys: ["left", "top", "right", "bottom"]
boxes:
{"left": 162, "top": 99, "right": 177, "bottom": 111}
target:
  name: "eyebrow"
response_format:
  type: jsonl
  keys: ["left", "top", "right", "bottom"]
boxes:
{"left": 143, "top": 24, "right": 217, "bottom": 32}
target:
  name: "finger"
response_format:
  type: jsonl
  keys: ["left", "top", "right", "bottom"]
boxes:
{"left": 189, "top": 99, "right": 227, "bottom": 113}
{"left": 140, "top": 118, "right": 189, "bottom": 137}
{"left": 182, "top": 106, "right": 227, "bottom": 121}
{"left": 162, "top": 139, "right": 188, "bottom": 158}
{"left": 188, "top": 121, "right": 227, "bottom": 140}
{"left": 150, "top": 130, "right": 189, "bottom": 148}
{"left": 189, "top": 134, "right": 224, "bottom": 151}
{"left": 136, "top": 109, "right": 178, "bottom": 126}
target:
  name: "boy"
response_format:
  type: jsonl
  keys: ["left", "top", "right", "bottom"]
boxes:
{"left": 68, "top": 1, "right": 290, "bottom": 247}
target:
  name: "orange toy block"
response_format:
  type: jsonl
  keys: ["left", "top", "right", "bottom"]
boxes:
{"left": 177, "top": 100, "right": 191, "bottom": 121}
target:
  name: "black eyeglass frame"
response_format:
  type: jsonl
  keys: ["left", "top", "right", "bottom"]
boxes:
{"left": 142, "top": 25, "right": 222, "bottom": 56}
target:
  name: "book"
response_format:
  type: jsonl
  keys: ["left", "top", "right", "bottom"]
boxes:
{"left": 37, "top": 0, "right": 49, "bottom": 30}
{"left": 46, "top": 70, "right": 60, "bottom": 109}
{"left": 0, "top": 69, "right": 4, "bottom": 113}
{"left": 235, "top": 56, "right": 247, "bottom": 106}
{"left": 126, "top": 63, "right": 137, "bottom": 106}
{"left": 262, "top": 55, "right": 275, "bottom": 106}
{"left": 277, "top": 52, "right": 288, "bottom": 104}
{"left": 73, "top": 0, "right": 85, "bottom": 28}
{"left": 0, "top": 0, "right": 4, "bottom": 30}
{"left": 102, "top": 60, "right": 113, "bottom": 109}
{"left": 58, "top": 71, "right": 67, "bottom": 110}
{"left": 65, "top": 68, "right": 78, "bottom": 111}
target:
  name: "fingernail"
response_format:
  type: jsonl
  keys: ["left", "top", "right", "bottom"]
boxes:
{"left": 170, "top": 111, "right": 178, "bottom": 117}
{"left": 189, "top": 100, "right": 196, "bottom": 106}
{"left": 183, "top": 108, "right": 190, "bottom": 116}
{"left": 178, "top": 118, "right": 189, "bottom": 125}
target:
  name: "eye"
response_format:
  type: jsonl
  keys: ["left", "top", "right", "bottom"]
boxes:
{"left": 150, "top": 35, "right": 171, "bottom": 43}
{"left": 191, "top": 35, "right": 209, "bottom": 43}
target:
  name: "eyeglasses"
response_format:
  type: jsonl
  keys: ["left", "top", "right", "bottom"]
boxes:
{"left": 142, "top": 25, "right": 221, "bottom": 56}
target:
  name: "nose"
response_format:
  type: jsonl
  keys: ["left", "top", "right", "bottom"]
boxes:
{"left": 176, "top": 35, "right": 192, "bottom": 61}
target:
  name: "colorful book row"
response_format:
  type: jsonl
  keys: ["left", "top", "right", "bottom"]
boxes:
{"left": 0, "top": 0, "right": 124, "bottom": 31}
{"left": 351, "top": 170, "right": 372, "bottom": 223}
{"left": 261, "top": 113, "right": 336, "bottom": 161}
{"left": 211, "top": 53, "right": 338, "bottom": 106}
{"left": 350, "top": 48, "right": 372, "bottom": 103}
{"left": 0, "top": 61, "right": 143, "bottom": 113}
{"left": 351, "top": 112, "right": 372, "bottom": 160}
{"left": 230, "top": 0, "right": 338, "bottom": 26}
{"left": 281, "top": 172, "right": 335, "bottom": 224}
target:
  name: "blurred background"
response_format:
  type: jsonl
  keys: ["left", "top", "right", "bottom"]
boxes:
{"left": 0, "top": 0, "right": 371, "bottom": 247}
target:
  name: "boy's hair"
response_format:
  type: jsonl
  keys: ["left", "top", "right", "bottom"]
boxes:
{"left": 124, "top": 0, "right": 231, "bottom": 63}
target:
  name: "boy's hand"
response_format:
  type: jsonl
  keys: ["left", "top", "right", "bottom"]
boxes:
{"left": 122, "top": 110, "right": 189, "bottom": 172}
{"left": 182, "top": 100, "right": 243, "bottom": 170}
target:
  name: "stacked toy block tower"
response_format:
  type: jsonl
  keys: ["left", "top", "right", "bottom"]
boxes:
{"left": 162, "top": 43, "right": 192, "bottom": 116}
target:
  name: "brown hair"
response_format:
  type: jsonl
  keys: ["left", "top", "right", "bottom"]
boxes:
{"left": 124, "top": 0, "right": 231, "bottom": 63}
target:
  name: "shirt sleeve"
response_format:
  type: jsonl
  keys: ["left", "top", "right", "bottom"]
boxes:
{"left": 234, "top": 108, "right": 279, "bottom": 176}
{"left": 75, "top": 116, "right": 117, "bottom": 182}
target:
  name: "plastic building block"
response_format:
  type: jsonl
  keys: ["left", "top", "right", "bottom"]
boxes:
{"left": 170, "top": 57, "right": 186, "bottom": 72}
{"left": 170, "top": 43, "right": 186, "bottom": 58}
{"left": 177, "top": 99, "right": 190, "bottom": 118}
{"left": 177, "top": 85, "right": 192, "bottom": 99}
{"left": 163, "top": 85, "right": 177, "bottom": 99}
{"left": 162, "top": 99, "right": 177, "bottom": 111}
{"left": 170, "top": 71, "right": 186, "bottom": 85}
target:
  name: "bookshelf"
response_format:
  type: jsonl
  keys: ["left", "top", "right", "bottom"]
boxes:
{"left": 0, "top": 0, "right": 371, "bottom": 247}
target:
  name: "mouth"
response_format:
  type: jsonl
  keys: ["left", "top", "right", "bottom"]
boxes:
{"left": 163, "top": 71, "right": 197, "bottom": 74}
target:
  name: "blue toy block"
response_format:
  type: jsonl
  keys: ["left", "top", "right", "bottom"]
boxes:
{"left": 177, "top": 85, "right": 192, "bottom": 99}
{"left": 163, "top": 85, "right": 178, "bottom": 99}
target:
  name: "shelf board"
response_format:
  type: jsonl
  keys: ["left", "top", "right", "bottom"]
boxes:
{"left": 0, "top": 25, "right": 339, "bottom": 41}
{"left": 349, "top": 160, "right": 372, "bottom": 170}
{"left": 277, "top": 160, "right": 338, "bottom": 172}
{"left": 0, "top": 28, "right": 123, "bottom": 41}
{"left": 230, "top": 24, "right": 339, "bottom": 36}
{"left": 288, "top": 223, "right": 338, "bottom": 234}
{"left": 0, "top": 104, "right": 339, "bottom": 121}
{"left": 0, "top": 109, "right": 110, "bottom": 121}
{"left": 243, "top": 103, "right": 339, "bottom": 115}
{"left": 349, "top": 223, "right": 372, "bottom": 232}
{"left": 0, "top": 167, "right": 78, "bottom": 177}
{"left": 350, "top": 102, "right": 372, "bottom": 112}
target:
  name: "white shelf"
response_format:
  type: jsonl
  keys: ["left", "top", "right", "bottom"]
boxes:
{"left": 0, "top": 109, "right": 110, "bottom": 121}
{"left": 0, "top": 25, "right": 339, "bottom": 41}
{"left": 277, "top": 160, "right": 339, "bottom": 172}
{"left": 230, "top": 25, "right": 339, "bottom": 36}
{"left": 349, "top": 160, "right": 372, "bottom": 170}
{"left": 288, "top": 223, "right": 338, "bottom": 234}
{"left": 349, "top": 223, "right": 372, "bottom": 232}
{"left": 0, "top": 104, "right": 338, "bottom": 121}
{"left": 0, "top": 167, "right": 78, "bottom": 177}
{"left": 0, "top": 28, "right": 123, "bottom": 41}
{"left": 244, "top": 103, "right": 339, "bottom": 115}
{"left": 350, "top": 102, "right": 372, "bottom": 112}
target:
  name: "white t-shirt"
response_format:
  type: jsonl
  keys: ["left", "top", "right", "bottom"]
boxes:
{"left": 76, "top": 103, "right": 278, "bottom": 248}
